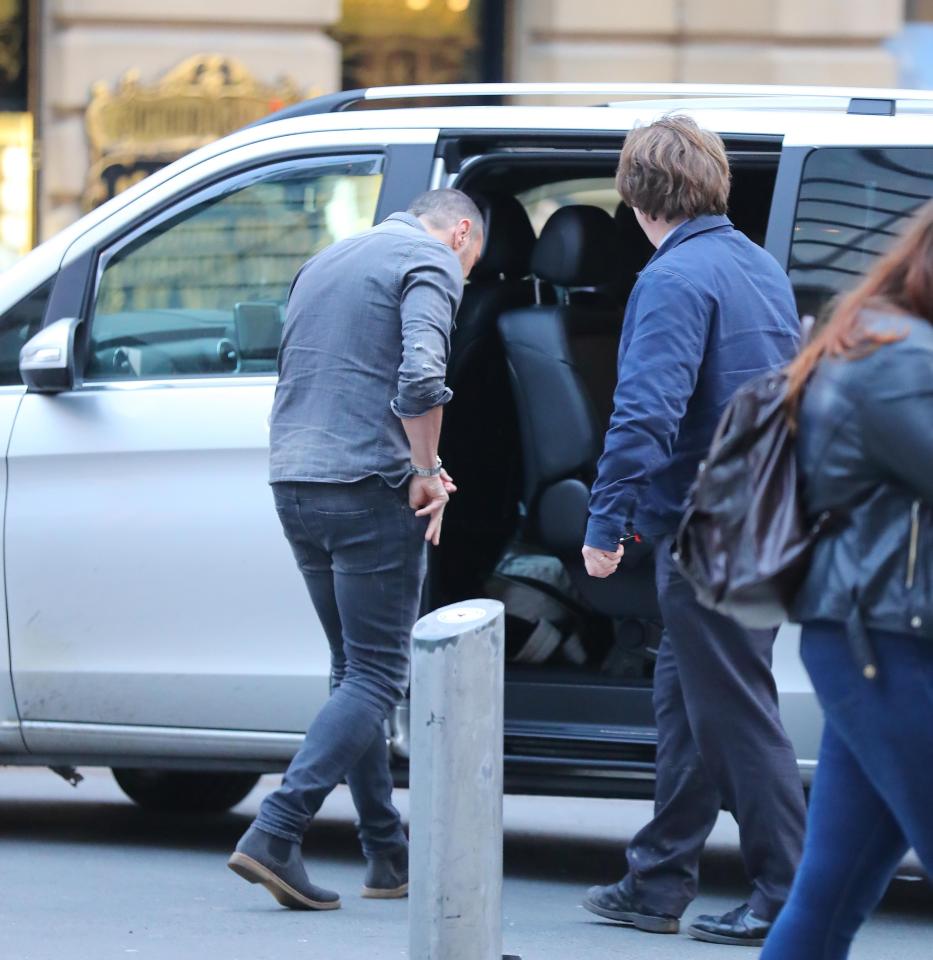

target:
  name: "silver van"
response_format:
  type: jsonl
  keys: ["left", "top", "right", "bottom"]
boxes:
{"left": 2, "top": 83, "right": 932, "bottom": 812}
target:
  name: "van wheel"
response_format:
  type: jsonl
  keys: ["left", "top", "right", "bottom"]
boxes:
{"left": 112, "top": 768, "right": 260, "bottom": 814}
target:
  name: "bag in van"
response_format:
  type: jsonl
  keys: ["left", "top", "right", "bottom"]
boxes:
{"left": 485, "top": 551, "right": 588, "bottom": 665}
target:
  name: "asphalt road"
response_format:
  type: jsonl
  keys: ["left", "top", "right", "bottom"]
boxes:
{"left": 1, "top": 767, "right": 930, "bottom": 960}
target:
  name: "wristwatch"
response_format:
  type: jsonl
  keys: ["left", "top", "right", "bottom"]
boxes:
{"left": 409, "top": 456, "right": 443, "bottom": 478}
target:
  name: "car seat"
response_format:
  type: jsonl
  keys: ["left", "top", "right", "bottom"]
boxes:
{"left": 498, "top": 204, "right": 660, "bottom": 621}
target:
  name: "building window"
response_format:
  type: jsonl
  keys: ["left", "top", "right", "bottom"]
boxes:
{"left": 892, "top": 2, "right": 933, "bottom": 87}
{"left": 0, "top": 0, "right": 31, "bottom": 268}
{"left": 0, "top": 112, "right": 32, "bottom": 269}
{"left": 335, "top": 0, "right": 504, "bottom": 92}
{"left": 906, "top": 1, "right": 933, "bottom": 21}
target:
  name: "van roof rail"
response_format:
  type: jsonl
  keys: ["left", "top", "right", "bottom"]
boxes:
{"left": 253, "top": 82, "right": 933, "bottom": 126}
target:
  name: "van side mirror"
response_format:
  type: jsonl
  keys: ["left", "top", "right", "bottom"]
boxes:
{"left": 20, "top": 317, "right": 84, "bottom": 393}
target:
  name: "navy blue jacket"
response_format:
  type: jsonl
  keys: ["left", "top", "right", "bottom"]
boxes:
{"left": 585, "top": 214, "right": 800, "bottom": 551}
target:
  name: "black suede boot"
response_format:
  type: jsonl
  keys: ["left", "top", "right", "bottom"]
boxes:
{"left": 362, "top": 846, "right": 408, "bottom": 899}
{"left": 227, "top": 824, "right": 341, "bottom": 910}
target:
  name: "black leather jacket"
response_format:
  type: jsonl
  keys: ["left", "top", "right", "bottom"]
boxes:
{"left": 794, "top": 312, "right": 933, "bottom": 673}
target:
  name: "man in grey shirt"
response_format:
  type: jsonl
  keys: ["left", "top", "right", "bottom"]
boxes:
{"left": 228, "top": 189, "right": 484, "bottom": 910}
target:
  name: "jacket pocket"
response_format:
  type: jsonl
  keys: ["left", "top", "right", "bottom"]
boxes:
{"left": 906, "top": 499, "right": 921, "bottom": 590}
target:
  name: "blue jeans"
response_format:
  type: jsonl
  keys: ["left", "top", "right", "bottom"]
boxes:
{"left": 762, "top": 620, "right": 933, "bottom": 960}
{"left": 255, "top": 478, "right": 427, "bottom": 859}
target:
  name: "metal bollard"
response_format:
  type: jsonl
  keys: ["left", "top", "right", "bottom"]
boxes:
{"left": 409, "top": 598, "right": 517, "bottom": 960}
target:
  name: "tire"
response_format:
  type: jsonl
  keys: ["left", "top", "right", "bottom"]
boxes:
{"left": 112, "top": 768, "right": 260, "bottom": 814}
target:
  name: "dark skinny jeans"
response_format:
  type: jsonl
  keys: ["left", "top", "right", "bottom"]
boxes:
{"left": 762, "top": 620, "right": 933, "bottom": 960}
{"left": 255, "top": 478, "right": 427, "bottom": 859}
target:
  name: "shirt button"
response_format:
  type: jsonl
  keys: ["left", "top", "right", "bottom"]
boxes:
{"left": 911, "top": 616, "right": 922, "bottom": 629}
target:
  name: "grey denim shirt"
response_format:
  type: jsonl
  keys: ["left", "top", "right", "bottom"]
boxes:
{"left": 269, "top": 212, "right": 463, "bottom": 487}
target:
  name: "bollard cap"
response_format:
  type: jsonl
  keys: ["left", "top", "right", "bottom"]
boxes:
{"left": 412, "top": 598, "right": 504, "bottom": 646}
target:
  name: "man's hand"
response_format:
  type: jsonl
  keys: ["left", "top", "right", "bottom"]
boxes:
{"left": 409, "top": 474, "right": 453, "bottom": 546}
{"left": 439, "top": 467, "right": 457, "bottom": 495}
{"left": 582, "top": 543, "right": 624, "bottom": 579}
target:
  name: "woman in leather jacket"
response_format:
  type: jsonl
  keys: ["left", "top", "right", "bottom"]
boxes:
{"left": 761, "top": 202, "right": 933, "bottom": 959}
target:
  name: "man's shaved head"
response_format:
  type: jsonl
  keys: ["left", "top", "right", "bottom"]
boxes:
{"left": 408, "top": 188, "right": 485, "bottom": 278}
{"left": 408, "top": 189, "right": 484, "bottom": 234}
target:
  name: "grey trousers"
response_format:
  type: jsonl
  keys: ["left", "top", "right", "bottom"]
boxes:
{"left": 256, "top": 477, "right": 427, "bottom": 859}
{"left": 622, "top": 537, "right": 807, "bottom": 921}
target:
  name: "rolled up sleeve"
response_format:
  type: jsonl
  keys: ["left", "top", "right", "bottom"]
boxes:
{"left": 391, "top": 243, "right": 463, "bottom": 419}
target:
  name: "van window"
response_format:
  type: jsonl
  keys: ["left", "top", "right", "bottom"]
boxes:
{"left": 518, "top": 178, "right": 619, "bottom": 234}
{"left": 0, "top": 279, "right": 52, "bottom": 386}
{"left": 789, "top": 147, "right": 933, "bottom": 319}
{"left": 87, "top": 156, "right": 383, "bottom": 380}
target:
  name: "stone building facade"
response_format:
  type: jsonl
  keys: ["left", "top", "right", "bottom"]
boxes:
{"left": 512, "top": 1, "right": 903, "bottom": 94}
{"left": 15, "top": 0, "right": 914, "bottom": 245}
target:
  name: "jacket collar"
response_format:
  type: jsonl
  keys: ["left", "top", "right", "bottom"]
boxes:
{"left": 646, "top": 214, "right": 733, "bottom": 267}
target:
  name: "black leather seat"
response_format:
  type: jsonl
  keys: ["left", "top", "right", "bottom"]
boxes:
{"left": 446, "top": 193, "right": 537, "bottom": 391}
{"left": 438, "top": 193, "right": 537, "bottom": 597}
{"left": 498, "top": 205, "right": 660, "bottom": 621}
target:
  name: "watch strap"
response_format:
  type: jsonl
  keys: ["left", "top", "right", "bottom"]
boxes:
{"left": 409, "top": 457, "right": 443, "bottom": 478}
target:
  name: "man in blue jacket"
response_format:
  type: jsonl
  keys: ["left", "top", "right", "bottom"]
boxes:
{"left": 581, "top": 116, "right": 806, "bottom": 947}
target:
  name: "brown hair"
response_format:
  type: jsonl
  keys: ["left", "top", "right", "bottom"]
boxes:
{"left": 616, "top": 115, "right": 731, "bottom": 221}
{"left": 785, "top": 199, "right": 933, "bottom": 423}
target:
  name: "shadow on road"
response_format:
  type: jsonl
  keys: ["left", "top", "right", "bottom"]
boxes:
{"left": 2, "top": 792, "right": 930, "bottom": 915}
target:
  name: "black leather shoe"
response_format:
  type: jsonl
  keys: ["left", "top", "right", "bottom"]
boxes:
{"left": 582, "top": 883, "right": 680, "bottom": 934}
{"left": 687, "top": 903, "right": 772, "bottom": 946}
{"left": 227, "top": 824, "right": 341, "bottom": 910}
{"left": 362, "top": 846, "right": 408, "bottom": 899}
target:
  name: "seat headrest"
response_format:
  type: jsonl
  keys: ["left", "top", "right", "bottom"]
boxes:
{"left": 531, "top": 205, "right": 623, "bottom": 287}
{"left": 469, "top": 193, "right": 536, "bottom": 281}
